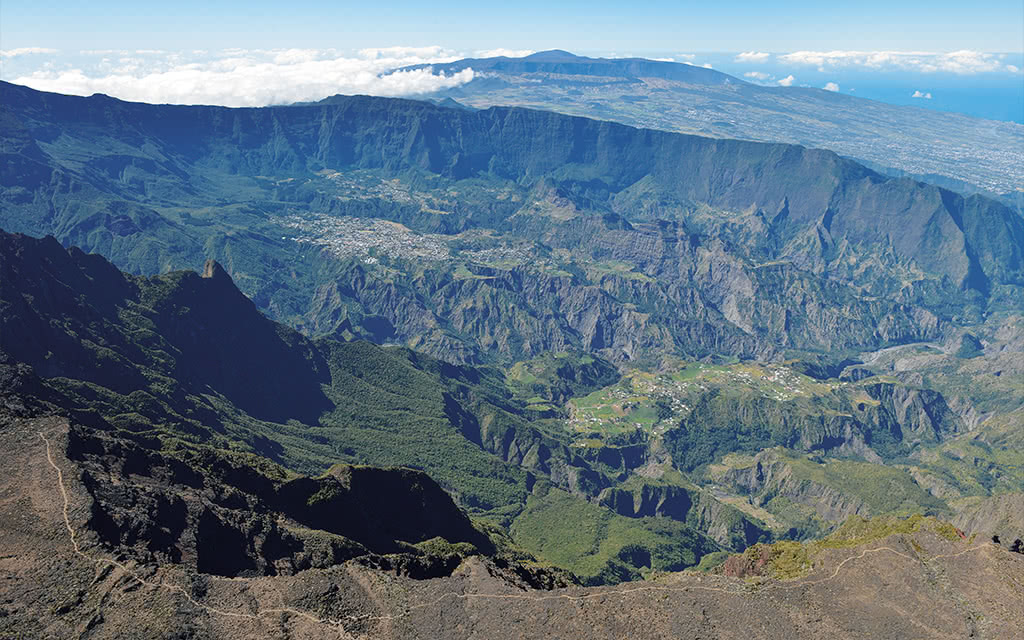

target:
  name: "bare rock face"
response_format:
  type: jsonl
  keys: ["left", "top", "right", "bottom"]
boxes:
{"left": 859, "top": 382, "right": 967, "bottom": 447}
{"left": 595, "top": 483, "right": 768, "bottom": 550}
{"left": 952, "top": 493, "right": 1024, "bottom": 542}
{"left": 717, "top": 450, "right": 869, "bottom": 523}
{"left": 201, "top": 259, "right": 229, "bottom": 280}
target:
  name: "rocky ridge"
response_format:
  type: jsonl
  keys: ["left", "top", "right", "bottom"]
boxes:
{"left": 2, "top": 411, "right": 1021, "bottom": 639}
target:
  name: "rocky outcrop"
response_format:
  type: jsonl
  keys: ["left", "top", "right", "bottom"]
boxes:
{"left": 952, "top": 493, "right": 1024, "bottom": 541}
{"left": 475, "top": 412, "right": 611, "bottom": 498}
{"left": 69, "top": 422, "right": 495, "bottom": 579}
{"left": 598, "top": 484, "right": 694, "bottom": 520}
{"left": 661, "top": 377, "right": 969, "bottom": 471}
{"left": 663, "top": 391, "right": 879, "bottom": 471}
{"left": 0, "top": 232, "right": 333, "bottom": 424}
{"left": 509, "top": 351, "right": 621, "bottom": 405}
{"left": 860, "top": 382, "right": 967, "bottom": 446}
{"left": 595, "top": 481, "right": 769, "bottom": 549}
{"left": 717, "top": 450, "right": 868, "bottom": 523}
{"left": 839, "top": 366, "right": 874, "bottom": 382}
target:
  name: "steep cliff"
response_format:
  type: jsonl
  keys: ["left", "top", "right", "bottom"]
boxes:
{"left": 3, "top": 81, "right": 1021, "bottom": 365}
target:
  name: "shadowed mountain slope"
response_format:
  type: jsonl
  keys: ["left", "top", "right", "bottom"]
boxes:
{"left": 1, "top": 230, "right": 751, "bottom": 581}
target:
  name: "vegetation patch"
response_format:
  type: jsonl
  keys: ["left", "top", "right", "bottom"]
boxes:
{"left": 510, "top": 488, "right": 719, "bottom": 585}
{"left": 722, "top": 514, "right": 964, "bottom": 580}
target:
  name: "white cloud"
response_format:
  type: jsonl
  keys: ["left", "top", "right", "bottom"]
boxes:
{"left": 922, "top": 50, "right": 1003, "bottom": 73}
{"left": 702, "top": 63, "right": 713, "bottom": 69}
{"left": 80, "top": 49, "right": 128, "bottom": 56}
{"left": 473, "top": 48, "right": 535, "bottom": 59}
{"left": 1006, "top": 64, "right": 1020, "bottom": 73}
{"left": 778, "top": 49, "right": 1007, "bottom": 74}
{"left": 823, "top": 81, "right": 840, "bottom": 92}
{"left": 270, "top": 49, "right": 333, "bottom": 64}
{"left": 743, "top": 71, "right": 770, "bottom": 81}
{"left": 11, "top": 48, "right": 475, "bottom": 107}
{"left": 911, "top": 90, "right": 932, "bottom": 99}
{"left": 777, "top": 75, "right": 795, "bottom": 87}
{"left": 1, "top": 47, "right": 58, "bottom": 58}
{"left": 735, "top": 51, "right": 770, "bottom": 62}
{"left": 357, "top": 45, "right": 458, "bottom": 61}
{"left": 653, "top": 57, "right": 676, "bottom": 62}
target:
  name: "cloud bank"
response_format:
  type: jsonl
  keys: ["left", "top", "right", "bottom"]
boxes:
{"left": 6, "top": 47, "right": 1019, "bottom": 107}
{"left": 736, "top": 51, "right": 770, "bottom": 62}
{"left": 1, "top": 47, "right": 58, "bottom": 58}
{"left": 473, "top": 48, "right": 535, "bottom": 59}
{"left": 823, "top": 82, "right": 840, "bottom": 92}
{"left": 778, "top": 49, "right": 1011, "bottom": 74}
{"left": 9, "top": 47, "right": 475, "bottom": 106}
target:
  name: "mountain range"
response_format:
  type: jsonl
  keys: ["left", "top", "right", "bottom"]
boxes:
{"left": 3, "top": 80, "right": 1023, "bottom": 368}
{"left": 403, "top": 50, "right": 1024, "bottom": 200}
{"left": 2, "top": 69, "right": 1024, "bottom": 638}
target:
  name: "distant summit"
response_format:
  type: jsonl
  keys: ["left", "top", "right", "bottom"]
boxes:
{"left": 521, "top": 49, "right": 580, "bottom": 61}
{"left": 400, "top": 49, "right": 737, "bottom": 86}
{"left": 431, "top": 96, "right": 475, "bottom": 111}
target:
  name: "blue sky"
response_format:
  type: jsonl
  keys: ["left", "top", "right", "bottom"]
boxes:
{"left": 2, "top": 1, "right": 1022, "bottom": 121}
{"left": 3, "top": 0, "right": 1022, "bottom": 52}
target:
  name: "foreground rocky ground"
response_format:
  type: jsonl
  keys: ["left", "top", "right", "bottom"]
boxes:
{"left": 3, "top": 415, "right": 1022, "bottom": 640}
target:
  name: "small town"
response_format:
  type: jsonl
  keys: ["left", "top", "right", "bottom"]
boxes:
{"left": 276, "top": 213, "right": 452, "bottom": 261}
